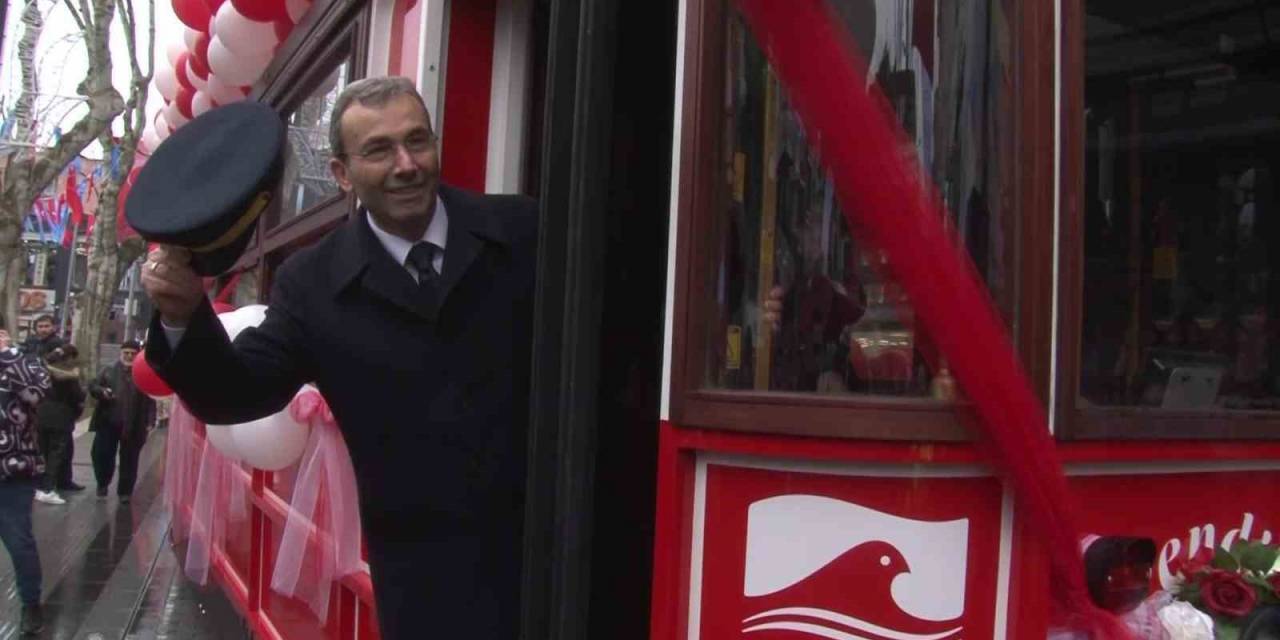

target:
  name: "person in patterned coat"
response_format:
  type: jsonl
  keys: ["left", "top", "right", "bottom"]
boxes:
{"left": 0, "top": 329, "right": 52, "bottom": 636}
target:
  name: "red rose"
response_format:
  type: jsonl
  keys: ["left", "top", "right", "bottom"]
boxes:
{"left": 1200, "top": 570, "right": 1258, "bottom": 618}
{"left": 1170, "top": 548, "right": 1216, "bottom": 579}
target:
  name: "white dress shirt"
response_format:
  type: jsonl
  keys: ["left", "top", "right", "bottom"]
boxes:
{"left": 364, "top": 196, "right": 448, "bottom": 282}
{"left": 162, "top": 197, "right": 448, "bottom": 347}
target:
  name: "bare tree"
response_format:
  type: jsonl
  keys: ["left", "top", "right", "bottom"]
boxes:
{"left": 0, "top": 0, "right": 126, "bottom": 335}
{"left": 72, "top": 0, "right": 153, "bottom": 378}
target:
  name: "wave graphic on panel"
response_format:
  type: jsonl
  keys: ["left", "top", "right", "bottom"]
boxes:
{"left": 742, "top": 495, "right": 969, "bottom": 639}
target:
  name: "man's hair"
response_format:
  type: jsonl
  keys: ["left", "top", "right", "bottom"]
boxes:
{"left": 120, "top": 340, "right": 142, "bottom": 351}
{"left": 34, "top": 314, "right": 54, "bottom": 326}
{"left": 329, "top": 76, "right": 430, "bottom": 158}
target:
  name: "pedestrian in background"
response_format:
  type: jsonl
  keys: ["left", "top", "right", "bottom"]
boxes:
{"left": 0, "top": 328, "right": 52, "bottom": 635}
{"left": 19, "top": 315, "right": 63, "bottom": 359}
{"left": 35, "top": 345, "right": 86, "bottom": 505}
{"left": 88, "top": 341, "right": 155, "bottom": 504}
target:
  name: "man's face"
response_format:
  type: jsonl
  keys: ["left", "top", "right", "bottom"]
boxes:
{"left": 120, "top": 348, "right": 138, "bottom": 366}
{"left": 35, "top": 320, "right": 54, "bottom": 338}
{"left": 330, "top": 94, "right": 440, "bottom": 235}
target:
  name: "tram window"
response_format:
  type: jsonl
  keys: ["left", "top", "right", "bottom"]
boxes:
{"left": 701, "top": 1, "right": 1014, "bottom": 397}
{"left": 1079, "top": 1, "right": 1280, "bottom": 412}
{"left": 279, "top": 61, "right": 350, "bottom": 222}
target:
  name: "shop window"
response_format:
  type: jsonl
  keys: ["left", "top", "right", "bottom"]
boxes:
{"left": 230, "top": 267, "right": 262, "bottom": 308}
{"left": 698, "top": 0, "right": 1015, "bottom": 401}
{"left": 1078, "top": 1, "right": 1280, "bottom": 414}
{"left": 278, "top": 61, "right": 350, "bottom": 222}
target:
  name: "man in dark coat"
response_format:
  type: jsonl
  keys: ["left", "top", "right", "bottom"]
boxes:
{"left": 19, "top": 315, "right": 63, "bottom": 359}
{"left": 87, "top": 341, "right": 156, "bottom": 503}
{"left": 140, "top": 77, "right": 536, "bottom": 640}
{"left": 34, "top": 345, "right": 85, "bottom": 505}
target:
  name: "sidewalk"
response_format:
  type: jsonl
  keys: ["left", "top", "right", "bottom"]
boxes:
{"left": 0, "top": 428, "right": 248, "bottom": 640}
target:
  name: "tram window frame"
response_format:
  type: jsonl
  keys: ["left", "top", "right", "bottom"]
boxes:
{"left": 221, "top": 0, "right": 372, "bottom": 283}
{"left": 1055, "top": 0, "right": 1280, "bottom": 441}
{"left": 667, "top": 0, "right": 1057, "bottom": 440}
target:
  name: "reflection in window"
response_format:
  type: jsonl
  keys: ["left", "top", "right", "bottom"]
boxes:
{"left": 704, "top": 1, "right": 1013, "bottom": 397}
{"left": 1081, "top": 1, "right": 1280, "bottom": 410}
{"left": 230, "top": 267, "right": 260, "bottom": 308}
{"left": 279, "top": 62, "right": 349, "bottom": 221}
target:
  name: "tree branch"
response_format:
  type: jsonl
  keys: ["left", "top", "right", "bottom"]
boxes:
{"left": 61, "top": 0, "right": 86, "bottom": 31}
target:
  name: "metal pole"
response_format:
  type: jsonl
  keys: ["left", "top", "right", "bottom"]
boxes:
{"left": 59, "top": 222, "right": 76, "bottom": 336}
{"left": 122, "top": 260, "right": 137, "bottom": 340}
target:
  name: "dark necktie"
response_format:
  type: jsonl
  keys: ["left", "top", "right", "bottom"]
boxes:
{"left": 405, "top": 242, "right": 442, "bottom": 303}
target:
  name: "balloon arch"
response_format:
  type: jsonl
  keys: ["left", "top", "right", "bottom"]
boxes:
{"left": 139, "top": 0, "right": 315, "bottom": 159}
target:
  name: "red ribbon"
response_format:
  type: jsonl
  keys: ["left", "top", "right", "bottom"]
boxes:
{"left": 732, "top": 1, "right": 1130, "bottom": 636}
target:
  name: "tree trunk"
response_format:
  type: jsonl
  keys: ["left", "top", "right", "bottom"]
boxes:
{"left": 12, "top": 1, "right": 44, "bottom": 143}
{"left": 0, "top": 0, "right": 123, "bottom": 335}
{"left": 71, "top": 0, "right": 152, "bottom": 377}
{"left": 0, "top": 1, "right": 47, "bottom": 332}
{"left": 73, "top": 157, "right": 145, "bottom": 379}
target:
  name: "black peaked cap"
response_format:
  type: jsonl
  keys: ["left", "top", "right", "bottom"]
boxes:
{"left": 125, "top": 101, "right": 285, "bottom": 275}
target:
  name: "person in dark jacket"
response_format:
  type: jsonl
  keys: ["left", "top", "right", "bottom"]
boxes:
{"left": 34, "top": 345, "right": 85, "bottom": 505}
{"left": 0, "top": 331, "right": 52, "bottom": 635}
{"left": 140, "top": 77, "right": 536, "bottom": 640}
{"left": 88, "top": 341, "right": 155, "bottom": 503}
{"left": 19, "top": 315, "right": 63, "bottom": 359}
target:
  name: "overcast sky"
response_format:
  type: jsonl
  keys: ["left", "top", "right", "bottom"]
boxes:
{"left": 0, "top": 0, "right": 185, "bottom": 159}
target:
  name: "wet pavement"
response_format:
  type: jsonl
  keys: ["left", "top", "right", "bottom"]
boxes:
{"left": 0, "top": 428, "right": 249, "bottom": 640}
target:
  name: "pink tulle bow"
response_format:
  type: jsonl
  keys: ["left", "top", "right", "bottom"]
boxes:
{"left": 289, "top": 386, "right": 336, "bottom": 426}
{"left": 271, "top": 390, "right": 361, "bottom": 620}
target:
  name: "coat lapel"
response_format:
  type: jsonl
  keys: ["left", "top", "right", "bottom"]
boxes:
{"left": 437, "top": 185, "right": 510, "bottom": 306}
{"left": 328, "top": 186, "right": 510, "bottom": 322}
{"left": 331, "top": 213, "right": 437, "bottom": 322}
{"left": 438, "top": 218, "right": 482, "bottom": 306}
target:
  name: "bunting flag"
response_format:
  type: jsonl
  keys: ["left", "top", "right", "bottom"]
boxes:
{"left": 65, "top": 165, "right": 85, "bottom": 234}
{"left": 732, "top": 1, "right": 1132, "bottom": 638}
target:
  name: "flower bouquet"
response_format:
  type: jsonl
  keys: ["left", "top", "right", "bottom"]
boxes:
{"left": 1162, "top": 540, "right": 1280, "bottom": 639}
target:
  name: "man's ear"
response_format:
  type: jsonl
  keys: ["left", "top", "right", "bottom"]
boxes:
{"left": 330, "top": 157, "right": 354, "bottom": 192}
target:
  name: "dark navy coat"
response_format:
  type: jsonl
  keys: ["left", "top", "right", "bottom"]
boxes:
{"left": 147, "top": 185, "right": 537, "bottom": 639}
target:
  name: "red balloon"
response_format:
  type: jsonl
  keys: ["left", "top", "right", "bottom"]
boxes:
{"left": 174, "top": 53, "right": 195, "bottom": 91}
{"left": 189, "top": 52, "right": 210, "bottom": 80}
{"left": 192, "top": 32, "right": 212, "bottom": 70}
{"left": 203, "top": 0, "right": 226, "bottom": 13}
{"left": 230, "top": 0, "right": 288, "bottom": 23}
{"left": 272, "top": 18, "right": 293, "bottom": 44}
{"left": 132, "top": 351, "right": 174, "bottom": 398}
{"left": 173, "top": 0, "right": 212, "bottom": 31}
{"left": 175, "top": 86, "right": 196, "bottom": 119}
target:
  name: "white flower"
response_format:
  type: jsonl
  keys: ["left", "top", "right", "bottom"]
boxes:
{"left": 1158, "top": 601, "right": 1215, "bottom": 640}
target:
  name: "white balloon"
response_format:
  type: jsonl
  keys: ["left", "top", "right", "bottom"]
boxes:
{"left": 214, "top": 2, "right": 279, "bottom": 56}
{"left": 141, "top": 128, "right": 163, "bottom": 155}
{"left": 187, "top": 59, "right": 209, "bottom": 92}
{"left": 166, "top": 40, "right": 187, "bottom": 67}
{"left": 155, "top": 64, "right": 179, "bottom": 102}
{"left": 228, "top": 391, "right": 311, "bottom": 471}
{"left": 183, "top": 26, "right": 201, "bottom": 52}
{"left": 204, "top": 423, "right": 243, "bottom": 460}
{"left": 154, "top": 112, "right": 172, "bottom": 139}
{"left": 218, "top": 304, "right": 268, "bottom": 341}
{"left": 207, "top": 36, "right": 272, "bottom": 87}
{"left": 164, "top": 101, "right": 189, "bottom": 128}
{"left": 286, "top": 0, "right": 311, "bottom": 23}
{"left": 192, "top": 91, "right": 214, "bottom": 116}
{"left": 205, "top": 73, "right": 247, "bottom": 105}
